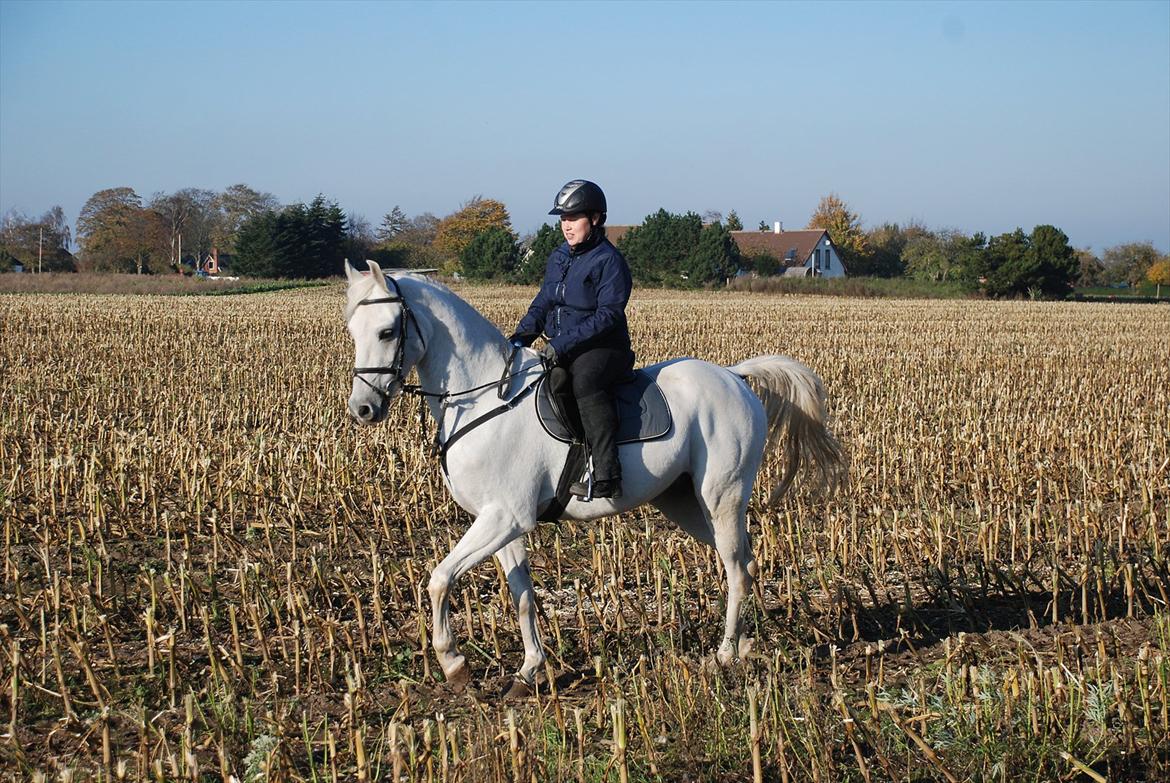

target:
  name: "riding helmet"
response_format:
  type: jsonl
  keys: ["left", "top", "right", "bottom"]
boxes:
{"left": 549, "top": 179, "right": 607, "bottom": 222}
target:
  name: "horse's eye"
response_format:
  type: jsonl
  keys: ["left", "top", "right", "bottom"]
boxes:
{"left": 379, "top": 328, "right": 396, "bottom": 341}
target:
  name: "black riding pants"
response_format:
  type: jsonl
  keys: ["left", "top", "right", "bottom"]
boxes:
{"left": 561, "top": 347, "right": 634, "bottom": 482}
{"left": 565, "top": 347, "right": 635, "bottom": 398}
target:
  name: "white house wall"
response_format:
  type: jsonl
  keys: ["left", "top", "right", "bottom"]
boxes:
{"left": 803, "top": 234, "right": 846, "bottom": 277}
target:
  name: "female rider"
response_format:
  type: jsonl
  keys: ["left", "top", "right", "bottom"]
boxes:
{"left": 508, "top": 180, "right": 634, "bottom": 500}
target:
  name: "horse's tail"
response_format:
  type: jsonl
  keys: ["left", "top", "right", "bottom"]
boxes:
{"left": 727, "top": 355, "right": 846, "bottom": 504}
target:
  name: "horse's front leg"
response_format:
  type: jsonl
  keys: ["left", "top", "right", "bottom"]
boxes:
{"left": 495, "top": 538, "right": 545, "bottom": 691}
{"left": 428, "top": 506, "right": 531, "bottom": 688}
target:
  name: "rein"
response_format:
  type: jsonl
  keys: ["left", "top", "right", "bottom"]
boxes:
{"left": 351, "top": 275, "right": 548, "bottom": 465}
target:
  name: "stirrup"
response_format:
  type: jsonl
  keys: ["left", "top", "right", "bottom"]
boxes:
{"left": 570, "top": 471, "right": 594, "bottom": 502}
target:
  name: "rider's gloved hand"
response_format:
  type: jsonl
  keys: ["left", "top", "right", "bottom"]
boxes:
{"left": 507, "top": 331, "right": 537, "bottom": 349}
{"left": 539, "top": 343, "right": 558, "bottom": 363}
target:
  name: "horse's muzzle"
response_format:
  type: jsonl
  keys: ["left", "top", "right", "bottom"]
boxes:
{"left": 349, "top": 397, "right": 388, "bottom": 425}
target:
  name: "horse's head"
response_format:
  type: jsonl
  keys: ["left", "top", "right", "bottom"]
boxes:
{"left": 344, "top": 259, "right": 429, "bottom": 424}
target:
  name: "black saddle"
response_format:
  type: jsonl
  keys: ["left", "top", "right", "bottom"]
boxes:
{"left": 535, "top": 368, "right": 672, "bottom": 445}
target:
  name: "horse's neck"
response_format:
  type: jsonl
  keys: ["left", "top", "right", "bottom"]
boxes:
{"left": 409, "top": 280, "right": 507, "bottom": 405}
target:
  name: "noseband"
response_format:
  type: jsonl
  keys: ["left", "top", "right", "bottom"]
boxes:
{"left": 350, "top": 275, "right": 426, "bottom": 404}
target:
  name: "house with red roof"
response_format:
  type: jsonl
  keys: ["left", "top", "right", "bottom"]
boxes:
{"left": 731, "top": 225, "right": 846, "bottom": 277}
{"left": 604, "top": 222, "right": 847, "bottom": 278}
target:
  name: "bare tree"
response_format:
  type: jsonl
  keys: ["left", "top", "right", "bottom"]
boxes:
{"left": 213, "top": 184, "right": 280, "bottom": 254}
{"left": 346, "top": 212, "right": 376, "bottom": 261}
{"left": 150, "top": 188, "right": 217, "bottom": 269}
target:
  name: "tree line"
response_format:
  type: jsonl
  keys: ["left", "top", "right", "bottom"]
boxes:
{"left": 0, "top": 206, "right": 74, "bottom": 272}
{"left": 802, "top": 193, "right": 1169, "bottom": 298}
{"left": 399, "top": 192, "right": 1165, "bottom": 299}
{"left": 0, "top": 184, "right": 283, "bottom": 274}
{"left": 3, "top": 187, "right": 1166, "bottom": 299}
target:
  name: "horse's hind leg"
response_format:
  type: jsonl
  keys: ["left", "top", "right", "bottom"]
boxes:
{"left": 494, "top": 538, "right": 546, "bottom": 688}
{"left": 699, "top": 479, "right": 757, "bottom": 666}
{"left": 654, "top": 474, "right": 756, "bottom": 664}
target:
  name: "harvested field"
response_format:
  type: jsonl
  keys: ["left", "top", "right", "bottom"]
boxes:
{"left": 1, "top": 285, "right": 1168, "bottom": 781}
{"left": 0, "top": 272, "right": 329, "bottom": 297}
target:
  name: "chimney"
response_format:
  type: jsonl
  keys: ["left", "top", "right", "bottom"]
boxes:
{"left": 773, "top": 221, "right": 782, "bottom": 234}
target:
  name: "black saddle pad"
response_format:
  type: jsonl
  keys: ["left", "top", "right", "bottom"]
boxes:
{"left": 536, "top": 369, "right": 672, "bottom": 445}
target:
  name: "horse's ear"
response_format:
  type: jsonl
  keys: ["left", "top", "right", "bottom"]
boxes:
{"left": 367, "top": 260, "right": 388, "bottom": 291}
{"left": 344, "top": 259, "right": 362, "bottom": 284}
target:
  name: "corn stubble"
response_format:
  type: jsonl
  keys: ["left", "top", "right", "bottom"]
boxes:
{"left": 1, "top": 286, "right": 1168, "bottom": 782}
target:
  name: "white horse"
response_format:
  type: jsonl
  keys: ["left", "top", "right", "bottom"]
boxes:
{"left": 344, "top": 261, "right": 844, "bottom": 692}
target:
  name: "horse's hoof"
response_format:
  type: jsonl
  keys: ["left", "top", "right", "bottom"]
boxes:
{"left": 445, "top": 661, "right": 471, "bottom": 692}
{"left": 737, "top": 636, "right": 755, "bottom": 660}
{"left": 503, "top": 678, "right": 533, "bottom": 700}
{"left": 715, "top": 642, "right": 739, "bottom": 668}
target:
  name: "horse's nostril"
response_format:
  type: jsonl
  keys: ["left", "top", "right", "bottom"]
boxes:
{"left": 358, "top": 404, "right": 373, "bottom": 420}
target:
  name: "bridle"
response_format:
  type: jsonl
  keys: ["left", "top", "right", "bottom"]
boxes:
{"left": 349, "top": 274, "right": 548, "bottom": 466}
{"left": 350, "top": 274, "right": 426, "bottom": 404}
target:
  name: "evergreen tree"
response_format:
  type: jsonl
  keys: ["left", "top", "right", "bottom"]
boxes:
{"left": 273, "top": 203, "right": 310, "bottom": 277}
{"left": 460, "top": 226, "right": 519, "bottom": 280}
{"left": 749, "top": 253, "right": 779, "bottom": 276}
{"left": 948, "top": 231, "right": 988, "bottom": 285}
{"left": 303, "top": 195, "right": 347, "bottom": 277}
{"left": 978, "top": 228, "right": 1029, "bottom": 295}
{"left": 514, "top": 222, "right": 563, "bottom": 284}
{"left": 233, "top": 211, "right": 280, "bottom": 277}
{"left": 725, "top": 210, "right": 743, "bottom": 231}
{"left": 233, "top": 195, "right": 348, "bottom": 278}
{"left": 685, "top": 222, "right": 741, "bottom": 285}
{"left": 1023, "top": 224, "right": 1078, "bottom": 297}
{"left": 376, "top": 206, "right": 408, "bottom": 241}
{"left": 981, "top": 226, "right": 1076, "bottom": 298}
{"left": 618, "top": 209, "right": 703, "bottom": 285}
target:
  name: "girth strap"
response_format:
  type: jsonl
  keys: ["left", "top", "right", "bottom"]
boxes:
{"left": 439, "top": 375, "right": 544, "bottom": 474}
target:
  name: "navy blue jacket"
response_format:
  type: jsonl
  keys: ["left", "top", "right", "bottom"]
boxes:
{"left": 516, "top": 234, "right": 633, "bottom": 359}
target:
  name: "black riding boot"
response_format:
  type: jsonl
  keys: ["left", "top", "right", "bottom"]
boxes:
{"left": 570, "top": 391, "right": 622, "bottom": 499}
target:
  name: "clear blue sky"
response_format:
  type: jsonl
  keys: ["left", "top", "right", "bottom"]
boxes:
{"left": 2, "top": 0, "right": 1168, "bottom": 254}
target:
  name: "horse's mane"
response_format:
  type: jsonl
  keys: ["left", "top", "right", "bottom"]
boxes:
{"left": 344, "top": 273, "right": 505, "bottom": 343}
{"left": 344, "top": 271, "right": 448, "bottom": 322}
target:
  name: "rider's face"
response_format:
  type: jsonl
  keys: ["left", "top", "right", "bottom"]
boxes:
{"left": 560, "top": 213, "right": 594, "bottom": 247}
